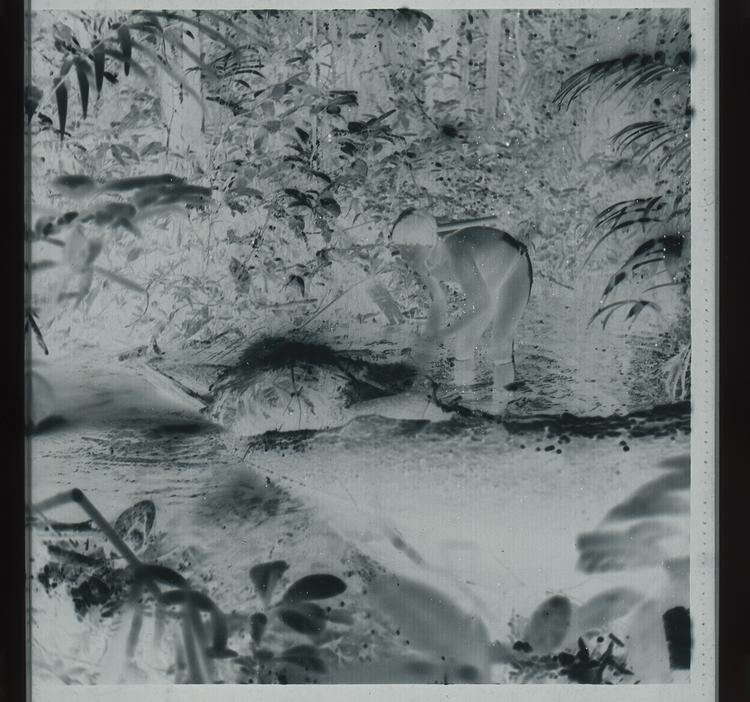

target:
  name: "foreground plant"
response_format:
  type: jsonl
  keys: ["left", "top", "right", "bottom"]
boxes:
{"left": 554, "top": 36, "right": 692, "bottom": 402}
{"left": 31, "top": 489, "right": 354, "bottom": 684}
{"left": 33, "top": 489, "right": 238, "bottom": 683}
{"left": 229, "top": 561, "right": 350, "bottom": 683}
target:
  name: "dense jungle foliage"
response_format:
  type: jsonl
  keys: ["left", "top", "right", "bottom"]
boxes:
{"left": 26, "top": 8, "right": 691, "bottom": 396}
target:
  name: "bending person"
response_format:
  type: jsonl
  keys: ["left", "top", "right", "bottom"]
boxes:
{"left": 389, "top": 208, "right": 532, "bottom": 409}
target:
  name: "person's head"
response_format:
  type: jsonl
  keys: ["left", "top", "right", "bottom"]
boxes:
{"left": 389, "top": 208, "right": 438, "bottom": 249}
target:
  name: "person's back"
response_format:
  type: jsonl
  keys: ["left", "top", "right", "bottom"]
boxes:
{"left": 439, "top": 226, "right": 532, "bottom": 302}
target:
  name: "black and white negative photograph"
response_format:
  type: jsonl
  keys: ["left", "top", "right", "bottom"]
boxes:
{"left": 24, "top": 2, "right": 717, "bottom": 697}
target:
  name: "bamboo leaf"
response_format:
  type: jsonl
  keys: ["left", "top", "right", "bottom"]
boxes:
{"left": 93, "top": 266, "right": 147, "bottom": 294}
{"left": 134, "top": 563, "right": 188, "bottom": 589}
{"left": 55, "top": 80, "right": 68, "bottom": 141}
{"left": 135, "top": 10, "right": 240, "bottom": 52}
{"left": 131, "top": 39, "right": 205, "bottom": 112}
{"left": 117, "top": 26, "right": 132, "bottom": 76}
{"left": 74, "top": 58, "right": 91, "bottom": 119}
{"left": 91, "top": 44, "right": 105, "bottom": 94}
{"left": 159, "top": 31, "right": 219, "bottom": 83}
{"left": 29, "top": 260, "right": 58, "bottom": 272}
{"left": 27, "top": 312, "right": 50, "bottom": 355}
{"left": 102, "top": 48, "right": 149, "bottom": 80}
{"left": 199, "top": 9, "right": 269, "bottom": 48}
{"left": 52, "top": 174, "right": 97, "bottom": 195}
{"left": 102, "top": 174, "right": 184, "bottom": 192}
{"left": 25, "top": 85, "right": 43, "bottom": 124}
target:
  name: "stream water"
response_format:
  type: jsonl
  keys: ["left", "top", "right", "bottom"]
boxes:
{"left": 28, "top": 275, "right": 691, "bottom": 684}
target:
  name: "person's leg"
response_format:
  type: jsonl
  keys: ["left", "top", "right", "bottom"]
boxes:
{"left": 452, "top": 355, "right": 478, "bottom": 389}
{"left": 445, "top": 249, "right": 493, "bottom": 362}
{"left": 453, "top": 304, "right": 493, "bottom": 361}
{"left": 488, "top": 258, "right": 531, "bottom": 408}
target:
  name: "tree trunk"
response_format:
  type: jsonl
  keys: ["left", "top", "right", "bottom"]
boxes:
{"left": 484, "top": 11, "right": 502, "bottom": 125}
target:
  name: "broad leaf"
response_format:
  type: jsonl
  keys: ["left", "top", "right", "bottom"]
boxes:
{"left": 250, "top": 612, "right": 267, "bottom": 644}
{"left": 523, "top": 595, "right": 572, "bottom": 653}
{"left": 278, "top": 602, "right": 327, "bottom": 635}
{"left": 575, "top": 588, "right": 644, "bottom": 632}
{"left": 319, "top": 197, "right": 341, "bottom": 217}
{"left": 113, "top": 499, "right": 155, "bottom": 552}
{"left": 282, "top": 574, "right": 347, "bottom": 604}
{"left": 278, "top": 644, "right": 327, "bottom": 673}
{"left": 250, "top": 560, "right": 288, "bottom": 604}
{"left": 52, "top": 174, "right": 97, "bottom": 195}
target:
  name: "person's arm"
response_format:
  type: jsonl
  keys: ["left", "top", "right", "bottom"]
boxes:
{"left": 422, "top": 269, "right": 448, "bottom": 340}
{"left": 437, "top": 243, "right": 492, "bottom": 341}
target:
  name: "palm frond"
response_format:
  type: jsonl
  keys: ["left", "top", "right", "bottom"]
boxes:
{"left": 611, "top": 120, "right": 689, "bottom": 174}
{"left": 657, "top": 140, "right": 690, "bottom": 174}
{"left": 553, "top": 54, "right": 688, "bottom": 110}
{"left": 640, "top": 281, "right": 682, "bottom": 295}
{"left": 589, "top": 299, "right": 661, "bottom": 330}
{"left": 579, "top": 197, "right": 664, "bottom": 271}
{"left": 612, "top": 121, "right": 671, "bottom": 152}
{"left": 601, "top": 235, "right": 685, "bottom": 298}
